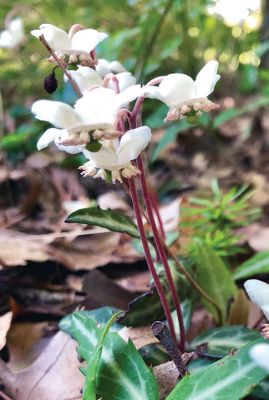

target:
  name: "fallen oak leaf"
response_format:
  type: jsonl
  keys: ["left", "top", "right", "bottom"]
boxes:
{"left": 0, "top": 331, "right": 83, "bottom": 400}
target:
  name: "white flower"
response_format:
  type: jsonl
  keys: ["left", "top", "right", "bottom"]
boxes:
{"left": 244, "top": 279, "right": 269, "bottom": 320}
{"left": 73, "top": 85, "right": 143, "bottom": 130}
{"left": 96, "top": 58, "right": 127, "bottom": 78}
{"left": 66, "top": 66, "right": 136, "bottom": 95}
{"left": 249, "top": 344, "right": 269, "bottom": 373}
{"left": 143, "top": 60, "right": 220, "bottom": 121}
{"left": 0, "top": 17, "right": 25, "bottom": 49}
{"left": 32, "top": 84, "right": 143, "bottom": 152}
{"left": 31, "top": 24, "right": 107, "bottom": 56}
{"left": 107, "top": 72, "right": 136, "bottom": 92}
{"left": 32, "top": 100, "right": 88, "bottom": 153}
{"left": 80, "top": 126, "right": 152, "bottom": 182}
{"left": 65, "top": 66, "right": 103, "bottom": 95}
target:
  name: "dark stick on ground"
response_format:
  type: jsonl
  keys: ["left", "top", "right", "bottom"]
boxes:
{"left": 152, "top": 321, "right": 188, "bottom": 378}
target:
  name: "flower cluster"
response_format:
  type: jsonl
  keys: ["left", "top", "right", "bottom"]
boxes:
{"left": 30, "top": 23, "right": 220, "bottom": 183}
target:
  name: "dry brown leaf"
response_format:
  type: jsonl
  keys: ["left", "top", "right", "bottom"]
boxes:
{"left": 0, "top": 312, "right": 12, "bottom": 351}
{"left": 1, "top": 331, "right": 83, "bottom": 400}
{"left": 160, "top": 197, "right": 181, "bottom": 232}
{"left": 153, "top": 361, "right": 179, "bottom": 399}
{"left": 228, "top": 289, "right": 250, "bottom": 325}
{"left": 238, "top": 223, "right": 269, "bottom": 251}
{"left": 97, "top": 191, "right": 130, "bottom": 212}
{"left": 119, "top": 326, "right": 158, "bottom": 349}
{"left": 0, "top": 230, "right": 51, "bottom": 268}
{"left": 6, "top": 322, "right": 51, "bottom": 371}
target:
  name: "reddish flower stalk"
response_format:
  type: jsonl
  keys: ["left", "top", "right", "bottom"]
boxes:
{"left": 130, "top": 96, "right": 185, "bottom": 351}
{"left": 128, "top": 177, "right": 177, "bottom": 342}
{"left": 148, "top": 185, "right": 166, "bottom": 239}
{"left": 136, "top": 154, "right": 185, "bottom": 351}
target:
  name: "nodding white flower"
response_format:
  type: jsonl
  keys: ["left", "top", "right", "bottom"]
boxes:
{"left": 244, "top": 279, "right": 269, "bottom": 320}
{"left": 32, "top": 100, "right": 87, "bottom": 153}
{"left": 0, "top": 17, "right": 25, "bottom": 49}
{"left": 73, "top": 85, "right": 143, "bottom": 130}
{"left": 31, "top": 24, "right": 107, "bottom": 57}
{"left": 250, "top": 344, "right": 269, "bottom": 373}
{"left": 66, "top": 66, "right": 103, "bottom": 95}
{"left": 143, "top": 60, "right": 220, "bottom": 122}
{"left": 66, "top": 66, "right": 136, "bottom": 95}
{"left": 32, "top": 84, "right": 143, "bottom": 152}
{"left": 80, "top": 126, "right": 152, "bottom": 182}
{"left": 96, "top": 58, "right": 127, "bottom": 78}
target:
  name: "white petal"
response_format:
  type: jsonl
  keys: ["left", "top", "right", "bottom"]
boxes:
{"left": 71, "top": 29, "right": 108, "bottom": 53}
{"left": 32, "top": 24, "right": 71, "bottom": 52}
{"left": 158, "top": 74, "right": 196, "bottom": 107}
{"left": 96, "top": 59, "right": 110, "bottom": 78}
{"left": 250, "top": 344, "right": 269, "bottom": 373}
{"left": 0, "top": 31, "right": 15, "bottom": 48}
{"left": 116, "top": 84, "right": 144, "bottom": 109}
{"left": 142, "top": 85, "right": 163, "bottom": 100}
{"left": 37, "top": 128, "right": 62, "bottom": 150}
{"left": 108, "top": 60, "right": 126, "bottom": 73}
{"left": 75, "top": 88, "right": 117, "bottom": 129}
{"left": 67, "top": 66, "right": 102, "bottom": 95}
{"left": 244, "top": 279, "right": 269, "bottom": 319}
{"left": 195, "top": 60, "right": 220, "bottom": 98}
{"left": 9, "top": 17, "right": 24, "bottom": 37}
{"left": 111, "top": 72, "right": 136, "bottom": 92}
{"left": 0, "top": 18, "right": 24, "bottom": 48}
{"left": 83, "top": 144, "right": 118, "bottom": 169}
{"left": 54, "top": 130, "right": 83, "bottom": 154}
{"left": 117, "top": 126, "right": 152, "bottom": 166}
{"left": 31, "top": 100, "right": 80, "bottom": 129}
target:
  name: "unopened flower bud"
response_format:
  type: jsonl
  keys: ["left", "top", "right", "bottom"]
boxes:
{"left": 44, "top": 67, "right": 58, "bottom": 94}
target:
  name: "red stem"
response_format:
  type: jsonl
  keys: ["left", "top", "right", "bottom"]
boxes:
{"left": 128, "top": 177, "right": 177, "bottom": 342}
{"left": 136, "top": 155, "right": 186, "bottom": 351}
{"left": 149, "top": 185, "right": 166, "bottom": 239}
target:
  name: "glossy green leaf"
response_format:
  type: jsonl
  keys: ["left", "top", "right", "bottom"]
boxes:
{"left": 192, "top": 239, "right": 236, "bottom": 323}
{"left": 139, "top": 343, "right": 170, "bottom": 367}
{"left": 59, "top": 306, "right": 122, "bottom": 334}
{"left": 167, "top": 338, "right": 268, "bottom": 400}
{"left": 191, "top": 325, "right": 260, "bottom": 357}
{"left": 65, "top": 312, "right": 159, "bottom": 400}
{"left": 82, "top": 313, "right": 120, "bottom": 400}
{"left": 65, "top": 207, "right": 140, "bottom": 238}
{"left": 233, "top": 252, "right": 269, "bottom": 280}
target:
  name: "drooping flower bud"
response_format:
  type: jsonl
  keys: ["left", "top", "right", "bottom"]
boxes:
{"left": 44, "top": 67, "right": 58, "bottom": 94}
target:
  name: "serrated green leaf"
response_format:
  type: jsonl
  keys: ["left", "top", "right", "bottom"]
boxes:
{"left": 65, "top": 312, "right": 159, "bottom": 400}
{"left": 191, "top": 325, "right": 260, "bottom": 357}
{"left": 59, "top": 307, "right": 122, "bottom": 334}
{"left": 83, "top": 313, "right": 120, "bottom": 400}
{"left": 65, "top": 207, "right": 140, "bottom": 238}
{"left": 233, "top": 252, "right": 269, "bottom": 280}
{"left": 192, "top": 240, "right": 236, "bottom": 323}
{"left": 167, "top": 338, "right": 268, "bottom": 400}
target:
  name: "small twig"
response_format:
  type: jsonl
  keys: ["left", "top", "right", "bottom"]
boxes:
{"left": 39, "top": 35, "right": 82, "bottom": 97}
{"left": 152, "top": 321, "right": 188, "bottom": 378}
